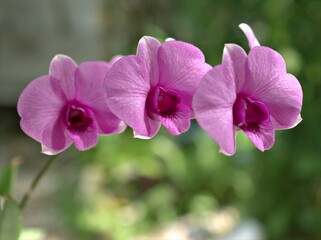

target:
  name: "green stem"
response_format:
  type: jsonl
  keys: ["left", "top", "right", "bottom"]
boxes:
{"left": 19, "top": 154, "right": 61, "bottom": 210}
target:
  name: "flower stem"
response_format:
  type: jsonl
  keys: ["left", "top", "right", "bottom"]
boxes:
{"left": 19, "top": 154, "right": 61, "bottom": 210}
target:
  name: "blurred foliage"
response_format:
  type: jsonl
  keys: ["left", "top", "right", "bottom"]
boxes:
{"left": 9, "top": 0, "right": 320, "bottom": 239}
{"left": 58, "top": 128, "right": 259, "bottom": 239}
{"left": 0, "top": 159, "right": 19, "bottom": 196}
{"left": 0, "top": 197, "right": 21, "bottom": 240}
{"left": 0, "top": 160, "right": 21, "bottom": 240}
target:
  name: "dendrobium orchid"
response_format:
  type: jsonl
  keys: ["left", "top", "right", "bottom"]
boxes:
{"left": 18, "top": 55, "right": 125, "bottom": 155}
{"left": 104, "top": 36, "right": 211, "bottom": 138}
{"left": 193, "top": 23, "right": 303, "bottom": 155}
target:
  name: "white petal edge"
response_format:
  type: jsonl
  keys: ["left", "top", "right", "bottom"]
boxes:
{"left": 165, "top": 37, "right": 175, "bottom": 41}
{"left": 41, "top": 143, "right": 71, "bottom": 155}
{"left": 239, "top": 23, "right": 260, "bottom": 49}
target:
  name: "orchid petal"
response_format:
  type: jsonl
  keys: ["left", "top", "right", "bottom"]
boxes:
{"left": 49, "top": 54, "right": 77, "bottom": 100}
{"left": 245, "top": 47, "right": 302, "bottom": 129}
{"left": 222, "top": 44, "right": 247, "bottom": 92}
{"left": 41, "top": 143, "right": 71, "bottom": 155}
{"left": 159, "top": 102, "right": 192, "bottom": 136}
{"left": 244, "top": 119, "right": 275, "bottom": 151}
{"left": 109, "top": 55, "right": 123, "bottom": 65}
{"left": 68, "top": 124, "right": 98, "bottom": 151}
{"left": 133, "top": 117, "right": 161, "bottom": 139}
{"left": 243, "top": 46, "right": 286, "bottom": 96}
{"left": 93, "top": 109, "right": 126, "bottom": 135}
{"left": 76, "top": 61, "right": 110, "bottom": 106}
{"left": 17, "top": 76, "right": 71, "bottom": 154}
{"left": 239, "top": 23, "right": 260, "bottom": 49}
{"left": 193, "top": 65, "right": 237, "bottom": 155}
{"left": 137, "top": 36, "right": 161, "bottom": 86}
{"left": 105, "top": 55, "right": 158, "bottom": 138}
{"left": 75, "top": 61, "right": 124, "bottom": 134}
{"left": 260, "top": 74, "right": 303, "bottom": 130}
{"left": 158, "top": 40, "right": 211, "bottom": 108}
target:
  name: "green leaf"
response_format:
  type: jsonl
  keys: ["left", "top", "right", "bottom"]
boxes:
{"left": 0, "top": 196, "right": 21, "bottom": 240}
{"left": 0, "top": 158, "right": 20, "bottom": 195}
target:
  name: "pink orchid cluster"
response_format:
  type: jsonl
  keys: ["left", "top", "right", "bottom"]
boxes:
{"left": 18, "top": 24, "right": 303, "bottom": 156}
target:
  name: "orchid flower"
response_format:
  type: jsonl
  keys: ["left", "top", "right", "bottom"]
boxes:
{"left": 104, "top": 36, "right": 211, "bottom": 138}
{"left": 193, "top": 23, "right": 303, "bottom": 155}
{"left": 18, "top": 55, "right": 125, "bottom": 155}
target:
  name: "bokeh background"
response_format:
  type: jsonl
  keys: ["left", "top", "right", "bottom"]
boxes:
{"left": 1, "top": 0, "right": 321, "bottom": 239}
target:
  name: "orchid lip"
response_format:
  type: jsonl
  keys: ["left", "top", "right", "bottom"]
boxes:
{"left": 233, "top": 96, "right": 270, "bottom": 133}
{"left": 65, "top": 103, "right": 92, "bottom": 132}
{"left": 146, "top": 86, "right": 182, "bottom": 119}
{"left": 157, "top": 87, "right": 181, "bottom": 116}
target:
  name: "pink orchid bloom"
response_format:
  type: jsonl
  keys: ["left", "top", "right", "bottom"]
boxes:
{"left": 18, "top": 55, "right": 125, "bottom": 155}
{"left": 104, "top": 36, "right": 211, "bottom": 138}
{"left": 193, "top": 23, "right": 303, "bottom": 155}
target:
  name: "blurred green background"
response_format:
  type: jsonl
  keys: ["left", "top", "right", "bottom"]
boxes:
{"left": 0, "top": 0, "right": 320, "bottom": 239}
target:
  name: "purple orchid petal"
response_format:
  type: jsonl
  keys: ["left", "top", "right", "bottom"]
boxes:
{"left": 49, "top": 54, "right": 77, "bottom": 100}
{"left": 17, "top": 76, "right": 71, "bottom": 153}
{"left": 243, "top": 46, "right": 286, "bottom": 96}
{"left": 76, "top": 61, "right": 111, "bottom": 105}
{"left": 193, "top": 65, "right": 237, "bottom": 155}
{"left": 271, "top": 114, "right": 302, "bottom": 130}
{"left": 239, "top": 23, "right": 260, "bottom": 49}
{"left": 245, "top": 47, "right": 303, "bottom": 129}
{"left": 243, "top": 118, "right": 275, "bottom": 151}
{"left": 133, "top": 116, "right": 161, "bottom": 139}
{"left": 233, "top": 98, "right": 246, "bottom": 128}
{"left": 75, "top": 61, "right": 124, "bottom": 134}
{"left": 40, "top": 118, "right": 72, "bottom": 155}
{"left": 157, "top": 40, "right": 211, "bottom": 108}
{"left": 159, "top": 101, "right": 192, "bottom": 136}
{"left": 105, "top": 55, "right": 159, "bottom": 138}
{"left": 109, "top": 55, "right": 123, "bottom": 65}
{"left": 261, "top": 73, "right": 303, "bottom": 130}
{"left": 93, "top": 110, "right": 127, "bottom": 135}
{"left": 137, "top": 36, "right": 161, "bottom": 86}
{"left": 67, "top": 123, "right": 98, "bottom": 151}
{"left": 41, "top": 142, "right": 72, "bottom": 155}
{"left": 222, "top": 44, "right": 247, "bottom": 92}
{"left": 145, "top": 87, "right": 160, "bottom": 118}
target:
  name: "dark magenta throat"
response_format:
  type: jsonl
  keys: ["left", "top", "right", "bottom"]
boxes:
{"left": 157, "top": 88, "right": 180, "bottom": 116}
{"left": 147, "top": 87, "right": 182, "bottom": 118}
{"left": 66, "top": 104, "right": 92, "bottom": 131}
{"left": 233, "top": 97, "right": 269, "bottom": 133}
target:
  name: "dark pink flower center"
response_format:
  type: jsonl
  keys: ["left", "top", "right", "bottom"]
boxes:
{"left": 146, "top": 87, "right": 182, "bottom": 118}
{"left": 233, "top": 97, "right": 269, "bottom": 133}
{"left": 157, "top": 88, "right": 180, "bottom": 116}
{"left": 66, "top": 104, "right": 92, "bottom": 132}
